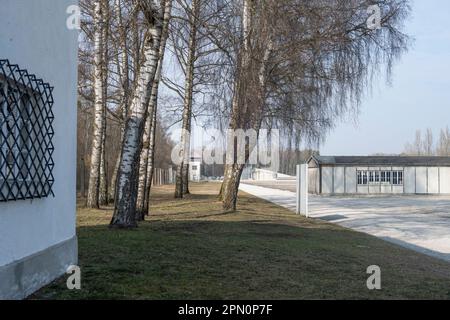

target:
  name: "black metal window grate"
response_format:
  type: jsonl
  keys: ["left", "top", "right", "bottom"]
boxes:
{"left": 0, "top": 59, "right": 55, "bottom": 202}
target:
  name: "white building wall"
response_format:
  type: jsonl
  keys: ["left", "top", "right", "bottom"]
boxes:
{"left": 392, "top": 186, "right": 403, "bottom": 194}
{"left": 369, "top": 185, "right": 381, "bottom": 194}
{"left": 440, "top": 167, "right": 450, "bottom": 194}
{"left": 321, "top": 167, "right": 333, "bottom": 194}
{"left": 416, "top": 167, "right": 428, "bottom": 194}
{"left": 428, "top": 167, "right": 440, "bottom": 194}
{"left": 308, "top": 168, "right": 319, "bottom": 194}
{"left": 0, "top": 0, "right": 78, "bottom": 297}
{"left": 404, "top": 167, "right": 416, "bottom": 194}
{"left": 333, "top": 167, "right": 345, "bottom": 194}
{"left": 189, "top": 161, "right": 202, "bottom": 181}
{"left": 345, "top": 167, "right": 357, "bottom": 194}
{"left": 315, "top": 163, "right": 450, "bottom": 195}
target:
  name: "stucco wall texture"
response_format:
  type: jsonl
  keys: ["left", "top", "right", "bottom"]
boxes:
{"left": 0, "top": 0, "right": 78, "bottom": 285}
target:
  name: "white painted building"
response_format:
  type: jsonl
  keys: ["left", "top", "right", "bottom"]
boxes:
{"left": 189, "top": 156, "right": 202, "bottom": 182}
{"left": 0, "top": 0, "right": 79, "bottom": 299}
{"left": 308, "top": 156, "right": 450, "bottom": 195}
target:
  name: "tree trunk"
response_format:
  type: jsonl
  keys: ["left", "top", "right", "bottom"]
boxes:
{"left": 99, "top": 116, "right": 108, "bottom": 205}
{"left": 174, "top": 155, "right": 184, "bottom": 198}
{"left": 80, "top": 157, "right": 86, "bottom": 198}
{"left": 136, "top": 0, "right": 172, "bottom": 220}
{"left": 110, "top": 2, "right": 163, "bottom": 229}
{"left": 81, "top": 110, "right": 90, "bottom": 199}
{"left": 220, "top": 0, "right": 273, "bottom": 211}
{"left": 99, "top": 0, "right": 110, "bottom": 206}
{"left": 143, "top": 107, "right": 157, "bottom": 215}
{"left": 183, "top": 113, "right": 192, "bottom": 195}
{"left": 109, "top": 0, "right": 132, "bottom": 203}
{"left": 182, "top": 163, "right": 190, "bottom": 194}
{"left": 136, "top": 108, "right": 153, "bottom": 220}
{"left": 174, "top": 0, "right": 199, "bottom": 198}
{"left": 109, "top": 88, "right": 129, "bottom": 203}
{"left": 87, "top": 0, "right": 106, "bottom": 209}
{"left": 110, "top": 153, "right": 120, "bottom": 202}
{"left": 221, "top": 163, "right": 245, "bottom": 211}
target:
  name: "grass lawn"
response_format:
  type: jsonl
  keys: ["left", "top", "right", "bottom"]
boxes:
{"left": 33, "top": 182, "right": 450, "bottom": 300}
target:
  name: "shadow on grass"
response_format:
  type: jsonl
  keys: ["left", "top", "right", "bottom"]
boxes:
{"left": 33, "top": 217, "right": 450, "bottom": 300}
{"left": 31, "top": 184, "right": 450, "bottom": 300}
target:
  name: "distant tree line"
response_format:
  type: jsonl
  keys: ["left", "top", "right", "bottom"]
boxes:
{"left": 403, "top": 127, "right": 450, "bottom": 156}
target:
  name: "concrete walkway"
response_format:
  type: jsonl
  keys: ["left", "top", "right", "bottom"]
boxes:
{"left": 239, "top": 183, "right": 450, "bottom": 262}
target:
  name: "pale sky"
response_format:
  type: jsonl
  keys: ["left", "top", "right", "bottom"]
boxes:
{"left": 320, "top": 0, "right": 450, "bottom": 156}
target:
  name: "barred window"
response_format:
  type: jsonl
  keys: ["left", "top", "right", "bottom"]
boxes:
{"left": 0, "top": 60, "right": 54, "bottom": 201}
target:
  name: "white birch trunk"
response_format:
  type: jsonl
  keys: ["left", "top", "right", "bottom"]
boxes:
{"left": 144, "top": 107, "right": 157, "bottom": 211}
{"left": 99, "top": 112, "right": 108, "bottom": 205}
{"left": 136, "top": 0, "right": 172, "bottom": 220}
{"left": 99, "top": 3, "right": 110, "bottom": 206}
{"left": 174, "top": 0, "right": 200, "bottom": 198}
{"left": 87, "top": 0, "right": 106, "bottom": 209}
{"left": 221, "top": 0, "right": 274, "bottom": 211}
{"left": 109, "top": 0, "right": 131, "bottom": 202}
{"left": 110, "top": 1, "right": 164, "bottom": 228}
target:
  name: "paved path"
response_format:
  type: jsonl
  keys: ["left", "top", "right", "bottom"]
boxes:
{"left": 239, "top": 183, "right": 450, "bottom": 262}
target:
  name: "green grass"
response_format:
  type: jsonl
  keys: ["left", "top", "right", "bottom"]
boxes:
{"left": 33, "top": 183, "right": 450, "bottom": 300}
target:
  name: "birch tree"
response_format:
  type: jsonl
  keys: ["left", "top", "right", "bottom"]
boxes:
{"left": 87, "top": 0, "right": 107, "bottom": 208}
{"left": 163, "top": 0, "right": 226, "bottom": 198}
{"left": 136, "top": 0, "right": 173, "bottom": 220}
{"left": 173, "top": 0, "right": 201, "bottom": 198}
{"left": 99, "top": 1, "right": 111, "bottom": 206}
{"left": 110, "top": 0, "right": 164, "bottom": 228}
{"left": 109, "top": 0, "right": 136, "bottom": 202}
{"left": 220, "top": 0, "right": 276, "bottom": 210}
{"left": 219, "top": 0, "right": 411, "bottom": 211}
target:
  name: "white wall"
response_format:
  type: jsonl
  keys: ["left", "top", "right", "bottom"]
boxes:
{"left": 321, "top": 167, "right": 333, "bottom": 194}
{"left": 319, "top": 165, "right": 450, "bottom": 195}
{"left": 0, "top": 0, "right": 78, "bottom": 267}
{"left": 416, "top": 167, "right": 428, "bottom": 194}
{"left": 428, "top": 167, "right": 439, "bottom": 194}
{"left": 440, "top": 167, "right": 450, "bottom": 193}
{"left": 333, "top": 167, "right": 345, "bottom": 194}
{"left": 345, "top": 167, "right": 357, "bottom": 194}
{"left": 404, "top": 167, "right": 416, "bottom": 194}
{"left": 308, "top": 168, "right": 319, "bottom": 194}
{"left": 189, "top": 161, "right": 201, "bottom": 181}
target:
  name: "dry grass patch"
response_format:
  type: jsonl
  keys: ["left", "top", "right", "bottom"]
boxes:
{"left": 33, "top": 182, "right": 450, "bottom": 300}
